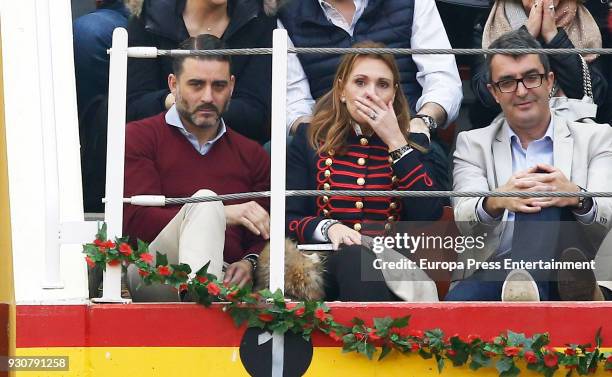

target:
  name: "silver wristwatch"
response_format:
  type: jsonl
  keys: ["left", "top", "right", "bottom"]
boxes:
{"left": 413, "top": 114, "right": 438, "bottom": 130}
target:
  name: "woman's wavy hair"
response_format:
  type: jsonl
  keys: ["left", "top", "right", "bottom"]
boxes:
{"left": 308, "top": 41, "right": 425, "bottom": 154}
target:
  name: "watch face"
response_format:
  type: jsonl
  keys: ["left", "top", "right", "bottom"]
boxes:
{"left": 425, "top": 116, "right": 437, "bottom": 129}
{"left": 417, "top": 115, "right": 436, "bottom": 129}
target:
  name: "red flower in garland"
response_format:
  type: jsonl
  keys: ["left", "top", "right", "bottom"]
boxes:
{"left": 294, "top": 307, "right": 305, "bottom": 317}
{"left": 139, "top": 253, "right": 153, "bottom": 264}
{"left": 355, "top": 333, "right": 365, "bottom": 341}
{"left": 314, "top": 308, "right": 326, "bottom": 321}
{"left": 108, "top": 259, "right": 121, "bottom": 266}
{"left": 157, "top": 265, "right": 171, "bottom": 276}
{"left": 504, "top": 347, "right": 521, "bottom": 357}
{"left": 446, "top": 349, "right": 457, "bottom": 357}
{"left": 179, "top": 283, "right": 188, "bottom": 292}
{"left": 544, "top": 352, "right": 558, "bottom": 368}
{"left": 409, "top": 329, "right": 423, "bottom": 338}
{"left": 258, "top": 313, "right": 274, "bottom": 322}
{"left": 207, "top": 282, "right": 220, "bottom": 296}
{"left": 85, "top": 256, "right": 95, "bottom": 268}
{"left": 94, "top": 239, "right": 116, "bottom": 252}
{"left": 368, "top": 331, "right": 381, "bottom": 341}
{"left": 196, "top": 276, "right": 208, "bottom": 284}
{"left": 329, "top": 331, "right": 343, "bottom": 342}
{"left": 564, "top": 348, "right": 576, "bottom": 356}
{"left": 138, "top": 269, "right": 150, "bottom": 277}
{"left": 227, "top": 290, "right": 239, "bottom": 301}
{"left": 411, "top": 342, "right": 420, "bottom": 352}
{"left": 118, "top": 243, "right": 132, "bottom": 256}
{"left": 524, "top": 351, "right": 538, "bottom": 364}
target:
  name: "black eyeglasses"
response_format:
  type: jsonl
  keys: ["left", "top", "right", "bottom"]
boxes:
{"left": 493, "top": 73, "right": 546, "bottom": 93}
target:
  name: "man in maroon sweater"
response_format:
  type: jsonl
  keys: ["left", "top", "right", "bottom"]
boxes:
{"left": 124, "top": 34, "right": 270, "bottom": 301}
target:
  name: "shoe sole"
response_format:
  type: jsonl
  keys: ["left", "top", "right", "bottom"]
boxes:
{"left": 557, "top": 247, "right": 597, "bottom": 301}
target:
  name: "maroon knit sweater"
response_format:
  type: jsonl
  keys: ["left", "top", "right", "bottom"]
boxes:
{"left": 123, "top": 112, "right": 270, "bottom": 263}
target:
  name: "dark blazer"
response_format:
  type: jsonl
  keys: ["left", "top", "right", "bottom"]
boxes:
{"left": 126, "top": 0, "right": 276, "bottom": 143}
{"left": 286, "top": 124, "right": 444, "bottom": 244}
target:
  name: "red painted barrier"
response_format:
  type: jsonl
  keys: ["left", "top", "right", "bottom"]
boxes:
{"left": 17, "top": 302, "right": 612, "bottom": 348}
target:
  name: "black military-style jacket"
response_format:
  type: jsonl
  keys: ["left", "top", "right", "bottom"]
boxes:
{"left": 286, "top": 124, "right": 444, "bottom": 243}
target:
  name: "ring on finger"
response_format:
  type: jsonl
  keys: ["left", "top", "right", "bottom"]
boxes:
{"left": 370, "top": 111, "right": 377, "bottom": 120}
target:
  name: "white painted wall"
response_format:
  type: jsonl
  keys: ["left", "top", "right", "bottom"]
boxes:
{"left": 1, "top": 0, "right": 89, "bottom": 303}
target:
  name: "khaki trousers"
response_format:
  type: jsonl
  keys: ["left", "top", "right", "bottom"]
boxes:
{"left": 127, "top": 189, "right": 225, "bottom": 301}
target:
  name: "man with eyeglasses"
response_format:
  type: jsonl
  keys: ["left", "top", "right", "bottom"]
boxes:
{"left": 448, "top": 28, "right": 612, "bottom": 302}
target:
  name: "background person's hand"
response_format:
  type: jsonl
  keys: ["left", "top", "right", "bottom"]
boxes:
{"left": 526, "top": 0, "right": 543, "bottom": 39}
{"left": 223, "top": 260, "right": 253, "bottom": 288}
{"left": 541, "top": 0, "right": 559, "bottom": 43}
{"left": 327, "top": 223, "right": 362, "bottom": 250}
{"left": 224, "top": 201, "right": 270, "bottom": 239}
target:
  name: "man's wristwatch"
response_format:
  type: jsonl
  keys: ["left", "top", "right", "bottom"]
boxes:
{"left": 413, "top": 114, "right": 438, "bottom": 130}
{"left": 573, "top": 186, "right": 591, "bottom": 211}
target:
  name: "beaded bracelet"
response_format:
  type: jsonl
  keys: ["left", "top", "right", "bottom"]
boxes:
{"left": 321, "top": 219, "right": 341, "bottom": 242}
{"left": 242, "top": 254, "right": 259, "bottom": 272}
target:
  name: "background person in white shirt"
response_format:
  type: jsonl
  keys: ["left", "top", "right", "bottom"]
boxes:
{"left": 268, "top": 0, "right": 463, "bottom": 190}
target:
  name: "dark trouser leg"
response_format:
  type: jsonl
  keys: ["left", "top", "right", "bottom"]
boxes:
{"left": 323, "top": 245, "right": 399, "bottom": 302}
{"left": 510, "top": 208, "right": 565, "bottom": 300}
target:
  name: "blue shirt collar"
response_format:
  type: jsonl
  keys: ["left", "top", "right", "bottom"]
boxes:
{"left": 165, "top": 105, "right": 227, "bottom": 155}
{"left": 506, "top": 117, "right": 554, "bottom": 148}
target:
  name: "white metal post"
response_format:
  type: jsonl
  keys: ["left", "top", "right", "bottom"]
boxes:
{"left": 269, "top": 29, "right": 288, "bottom": 294}
{"left": 269, "top": 29, "right": 289, "bottom": 377}
{"left": 97, "top": 27, "right": 129, "bottom": 302}
{"left": 36, "top": 0, "right": 62, "bottom": 289}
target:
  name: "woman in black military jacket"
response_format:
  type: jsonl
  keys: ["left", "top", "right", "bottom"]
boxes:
{"left": 286, "top": 42, "right": 444, "bottom": 301}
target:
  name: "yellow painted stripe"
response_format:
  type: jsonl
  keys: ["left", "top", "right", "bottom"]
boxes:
{"left": 0, "top": 25, "right": 17, "bottom": 369}
{"left": 16, "top": 347, "right": 612, "bottom": 377}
